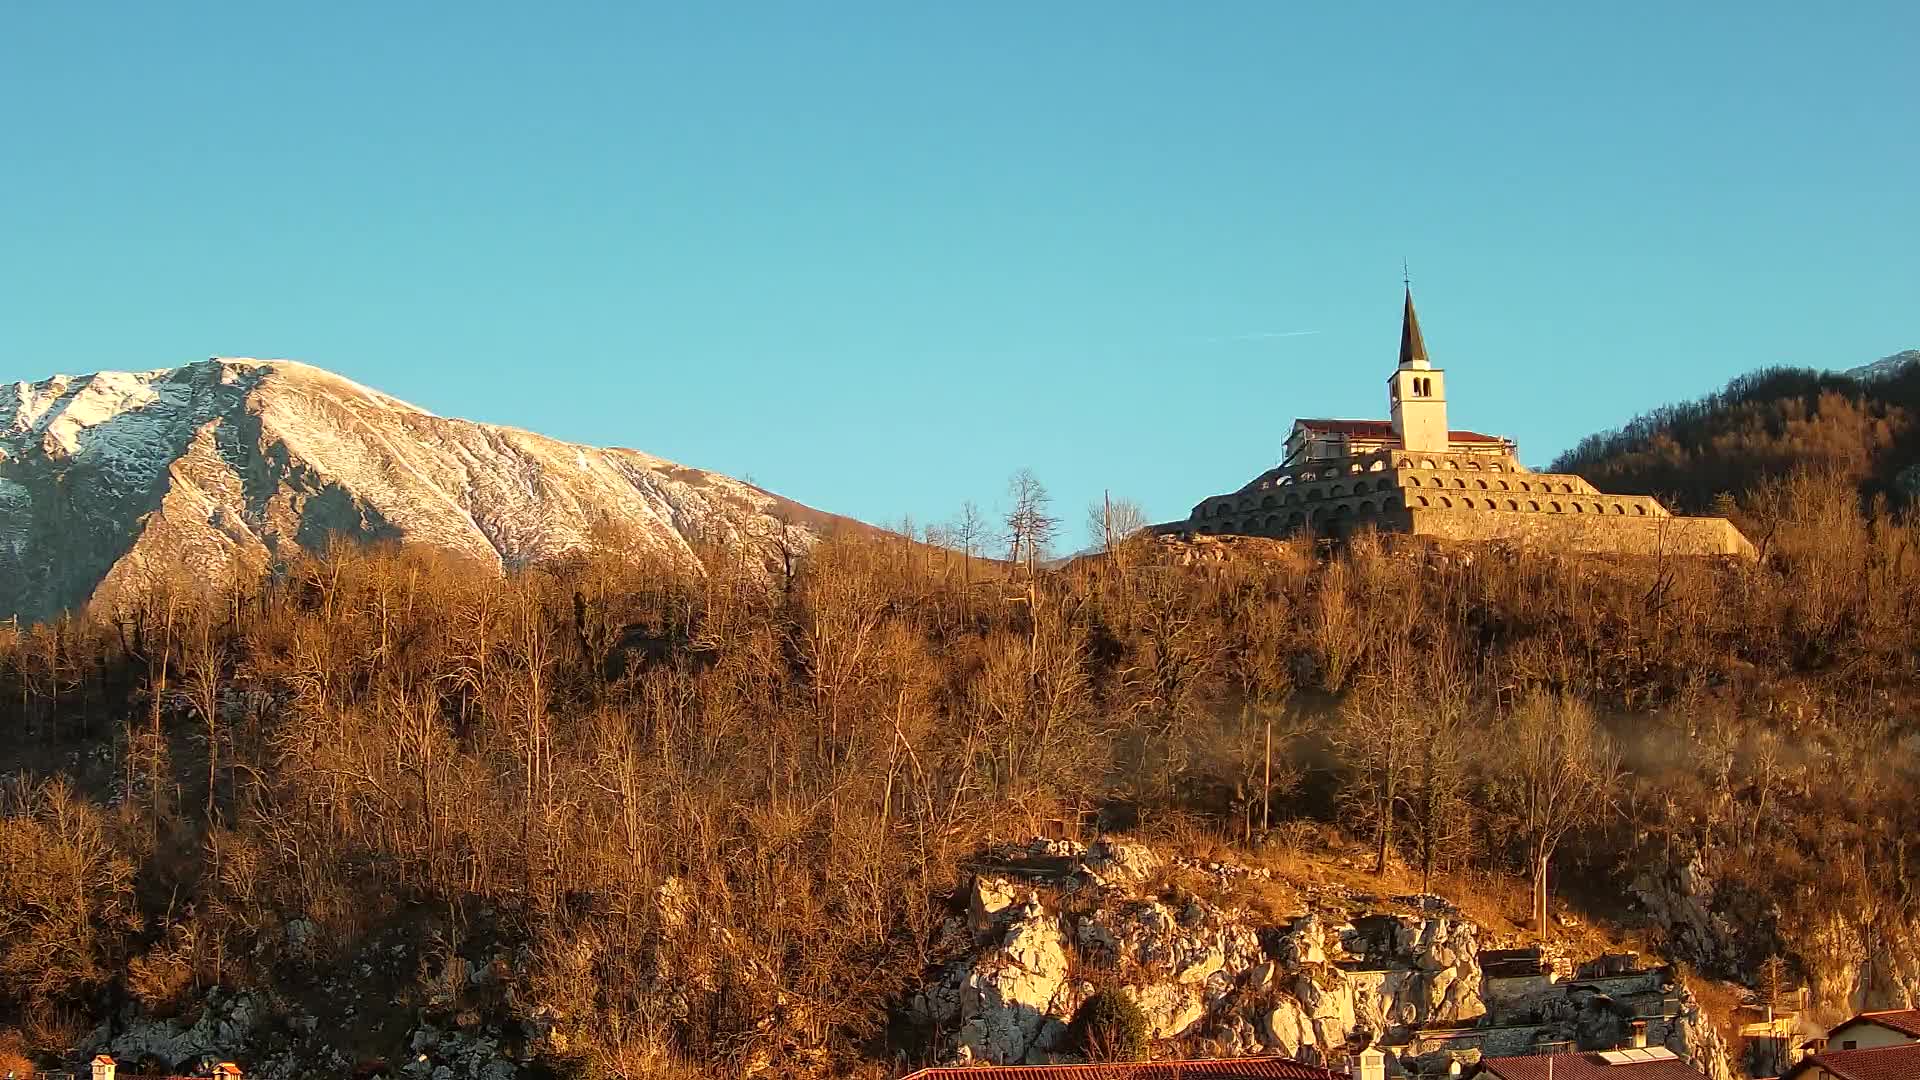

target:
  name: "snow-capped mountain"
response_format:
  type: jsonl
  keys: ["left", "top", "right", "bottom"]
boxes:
{"left": 1844, "top": 349, "right": 1920, "bottom": 382}
{"left": 0, "top": 358, "right": 861, "bottom": 622}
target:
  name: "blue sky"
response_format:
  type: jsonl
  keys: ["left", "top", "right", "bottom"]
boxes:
{"left": 4, "top": 3, "right": 1915, "bottom": 546}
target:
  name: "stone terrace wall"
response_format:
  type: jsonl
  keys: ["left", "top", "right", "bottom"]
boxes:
{"left": 1175, "top": 447, "right": 1756, "bottom": 560}
{"left": 1405, "top": 507, "right": 1755, "bottom": 558}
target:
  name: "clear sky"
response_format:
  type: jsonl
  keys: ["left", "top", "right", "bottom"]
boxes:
{"left": 5, "top": 3, "right": 1915, "bottom": 547}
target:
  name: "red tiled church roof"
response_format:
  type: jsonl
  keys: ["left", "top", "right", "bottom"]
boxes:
{"left": 900, "top": 1058, "right": 1340, "bottom": 1080}
{"left": 1786, "top": 1042, "right": 1920, "bottom": 1080}
{"left": 1293, "top": 418, "right": 1506, "bottom": 444}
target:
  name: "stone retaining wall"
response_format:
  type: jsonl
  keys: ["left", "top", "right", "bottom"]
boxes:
{"left": 1178, "top": 447, "right": 1755, "bottom": 560}
{"left": 1404, "top": 507, "right": 1755, "bottom": 558}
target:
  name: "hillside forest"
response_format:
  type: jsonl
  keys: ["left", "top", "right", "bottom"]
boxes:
{"left": 4, "top": 364, "right": 1920, "bottom": 1077}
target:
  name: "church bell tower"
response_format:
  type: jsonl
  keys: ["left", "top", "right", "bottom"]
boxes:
{"left": 1388, "top": 287, "right": 1449, "bottom": 452}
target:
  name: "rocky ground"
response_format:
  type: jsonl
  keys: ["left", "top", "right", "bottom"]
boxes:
{"left": 85, "top": 916, "right": 558, "bottom": 1080}
{"left": 65, "top": 835, "right": 1742, "bottom": 1080}
{"left": 909, "top": 837, "right": 1733, "bottom": 1079}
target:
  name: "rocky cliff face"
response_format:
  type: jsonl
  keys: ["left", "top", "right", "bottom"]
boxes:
{"left": 0, "top": 359, "right": 861, "bottom": 622}
{"left": 1635, "top": 850, "right": 1920, "bottom": 1018}
{"left": 911, "top": 838, "right": 1733, "bottom": 1078}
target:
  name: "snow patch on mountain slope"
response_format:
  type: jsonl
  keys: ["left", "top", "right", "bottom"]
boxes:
{"left": 0, "top": 357, "right": 860, "bottom": 622}
{"left": 2, "top": 376, "right": 82, "bottom": 440}
{"left": 227, "top": 357, "right": 438, "bottom": 418}
{"left": 0, "top": 477, "right": 29, "bottom": 557}
{"left": 1843, "top": 350, "right": 1920, "bottom": 382}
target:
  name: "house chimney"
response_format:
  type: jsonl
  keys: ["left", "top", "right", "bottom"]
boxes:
{"left": 90, "top": 1055, "right": 116, "bottom": 1080}
{"left": 1350, "top": 1046, "right": 1386, "bottom": 1080}
{"left": 1630, "top": 1020, "right": 1648, "bottom": 1048}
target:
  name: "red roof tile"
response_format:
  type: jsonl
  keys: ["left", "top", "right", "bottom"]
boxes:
{"left": 1480, "top": 1050, "right": 1707, "bottom": 1080}
{"left": 1786, "top": 1042, "right": 1920, "bottom": 1080}
{"left": 900, "top": 1058, "right": 1340, "bottom": 1080}
{"left": 1843, "top": 1009, "right": 1920, "bottom": 1038}
{"left": 1292, "top": 418, "right": 1506, "bottom": 444}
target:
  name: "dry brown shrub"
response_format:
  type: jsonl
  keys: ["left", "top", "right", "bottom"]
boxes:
{"left": 8, "top": 468, "right": 1920, "bottom": 1071}
{"left": 0, "top": 778, "right": 139, "bottom": 1011}
{"left": 125, "top": 922, "right": 198, "bottom": 1017}
{"left": 0, "top": 1027, "right": 34, "bottom": 1076}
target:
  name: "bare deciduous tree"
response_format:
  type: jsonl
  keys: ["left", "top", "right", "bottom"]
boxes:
{"left": 5, "top": 455, "right": 1920, "bottom": 1078}
{"left": 182, "top": 614, "right": 226, "bottom": 824}
{"left": 1334, "top": 637, "right": 1422, "bottom": 876}
{"left": 1003, "top": 469, "right": 1058, "bottom": 575}
{"left": 949, "top": 500, "right": 988, "bottom": 586}
{"left": 1409, "top": 653, "right": 1472, "bottom": 898}
{"left": 1085, "top": 493, "right": 1148, "bottom": 554}
{"left": 1492, "top": 691, "right": 1621, "bottom": 937}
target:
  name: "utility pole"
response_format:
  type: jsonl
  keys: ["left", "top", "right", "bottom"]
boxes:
{"left": 1262, "top": 714, "right": 1273, "bottom": 833}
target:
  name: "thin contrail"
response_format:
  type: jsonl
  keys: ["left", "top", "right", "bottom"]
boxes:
{"left": 1201, "top": 330, "right": 1323, "bottom": 343}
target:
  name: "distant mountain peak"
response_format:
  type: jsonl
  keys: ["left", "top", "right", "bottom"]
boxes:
{"left": 1843, "top": 349, "right": 1920, "bottom": 382}
{"left": 209, "top": 356, "right": 440, "bottom": 414}
{"left": 0, "top": 357, "right": 858, "bottom": 622}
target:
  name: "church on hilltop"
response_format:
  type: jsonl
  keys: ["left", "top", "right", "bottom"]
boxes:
{"left": 1167, "top": 290, "right": 1756, "bottom": 558}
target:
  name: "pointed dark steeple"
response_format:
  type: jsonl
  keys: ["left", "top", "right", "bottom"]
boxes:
{"left": 1398, "top": 287, "right": 1429, "bottom": 369}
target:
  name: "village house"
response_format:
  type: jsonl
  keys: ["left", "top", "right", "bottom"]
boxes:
{"left": 1818, "top": 1009, "right": 1920, "bottom": 1052}
{"left": 1474, "top": 1046, "right": 1708, "bottom": 1080}
{"left": 1780, "top": 1041, "right": 1920, "bottom": 1080}
{"left": 1772, "top": 1010, "right": 1920, "bottom": 1080}
{"left": 1396, "top": 949, "right": 1711, "bottom": 1073}
{"left": 898, "top": 1053, "right": 1354, "bottom": 1080}
{"left": 81, "top": 1057, "right": 241, "bottom": 1080}
{"left": 1164, "top": 289, "right": 1755, "bottom": 559}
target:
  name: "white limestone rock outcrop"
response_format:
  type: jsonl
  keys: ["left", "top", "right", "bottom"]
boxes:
{"left": 914, "top": 839, "right": 1488, "bottom": 1069}
{"left": 1635, "top": 848, "right": 1920, "bottom": 1021}
{"left": 912, "top": 838, "right": 1739, "bottom": 1078}
{"left": 1631, "top": 855, "right": 1741, "bottom": 975}
{"left": 917, "top": 886, "right": 1077, "bottom": 1064}
{"left": 90, "top": 988, "right": 269, "bottom": 1074}
{"left": 1668, "top": 997, "right": 1736, "bottom": 1080}
{"left": 1082, "top": 838, "right": 1161, "bottom": 887}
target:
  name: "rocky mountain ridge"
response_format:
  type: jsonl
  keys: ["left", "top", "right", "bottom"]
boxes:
{"left": 0, "top": 358, "right": 861, "bottom": 622}
{"left": 1841, "top": 349, "right": 1920, "bottom": 382}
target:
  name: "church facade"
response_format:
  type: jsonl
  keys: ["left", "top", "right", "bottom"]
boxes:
{"left": 1169, "top": 291, "right": 1756, "bottom": 559}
